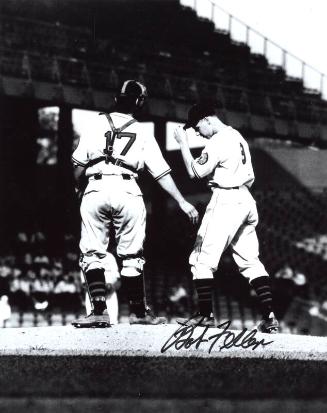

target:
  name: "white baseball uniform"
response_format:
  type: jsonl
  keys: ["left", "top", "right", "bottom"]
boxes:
{"left": 72, "top": 111, "right": 171, "bottom": 277}
{"left": 189, "top": 125, "right": 268, "bottom": 282}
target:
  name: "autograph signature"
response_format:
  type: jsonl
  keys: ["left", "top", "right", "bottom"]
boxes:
{"left": 161, "top": 316, "right": 274, "bottom": 353}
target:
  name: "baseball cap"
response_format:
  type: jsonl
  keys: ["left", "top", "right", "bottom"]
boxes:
{"left": 118, "top": 80, "right": 147, "bottom": 98}
{"left": 183, "top": 102, "right": 216, "bottom": 130}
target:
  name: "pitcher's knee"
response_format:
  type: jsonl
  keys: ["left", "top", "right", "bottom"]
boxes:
{"left": 239, "top": 262, "right": 268, "bottom": 282}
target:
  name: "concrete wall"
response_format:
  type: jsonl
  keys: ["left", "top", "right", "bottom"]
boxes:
{"left": 251, "top": 145, "right": 327, "bottom": 190}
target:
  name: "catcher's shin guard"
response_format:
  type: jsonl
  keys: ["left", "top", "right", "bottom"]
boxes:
{"left": 120, "top": 274, "right": 146, "bottom": 317}
{"left": 120, "top": 273, "right": 167, "bottom": 325}
{"left": 84, "top": 268, "right": 107, "bottom": 315}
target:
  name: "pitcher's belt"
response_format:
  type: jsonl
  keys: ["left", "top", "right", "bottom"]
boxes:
{"left": 209, "top": 183, "right": 240, "bottom": 190}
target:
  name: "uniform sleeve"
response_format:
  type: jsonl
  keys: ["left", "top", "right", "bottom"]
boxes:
{"left": 71, "top": 136, "right": 89, "bottom": 167}
{"left": 191, "top": 140, "right": 223, "bottom": 179}
{"left": 144, "top": 134, "right": 171, "bottom": 180}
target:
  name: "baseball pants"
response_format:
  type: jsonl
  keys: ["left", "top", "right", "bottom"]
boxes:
{"left": 79, "top": 178, "right": 146, "bottom": 274}
{"left": 190, "top": 186, "right": 268, "bottom": 282}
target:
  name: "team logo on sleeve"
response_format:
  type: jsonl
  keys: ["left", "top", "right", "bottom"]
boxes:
{"left": 197, "top": 152, "right": 208, "bottom": 165}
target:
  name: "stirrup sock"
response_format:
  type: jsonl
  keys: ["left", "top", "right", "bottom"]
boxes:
{"left": 251, "top": 276, "right": 273, "bottom": 319}
{"left": 194, "top": 278, "right": 213, "bottom": 317}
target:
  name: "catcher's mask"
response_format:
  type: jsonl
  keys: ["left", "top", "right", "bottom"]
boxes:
{"left": 117, "top": 80, "right": 148, "bottom": 108}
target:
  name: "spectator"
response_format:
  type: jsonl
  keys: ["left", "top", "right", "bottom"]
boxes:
{"left": 168, "top": 284, "right": 188, "bottom": 319}
{"left": 275, "top": 264, "right": 294, "bottom": 280}
{"left": 0, "top": 295, "right": 11, "bottom": 327}
{"left": 22, "top": 253, "right": 33, "bottom": 272}
{"left": 14, "top": 232, "right": 29, "bottom": 259}
{"left": 273, "top": 264, "right": 296, "bottom": 319}
{"left": 0, "top": 261, "right": 11, "bottom": 296}
{"left": 32, "top": 267, "right": 51, "bottom": 311}
{"left": 22, "top": 273, "right": 32, "bottom": 306}
{"left": 30, "top": 231, "right": 48, "bottom": 256}
{"left": 9, "top": 267, "right": 21, "bottom": 307}
{"left": 53, "top": 273, "right": 80, "bottom": 312}
{"left": 292, "top": 268, "right": 309, "bottom": 299}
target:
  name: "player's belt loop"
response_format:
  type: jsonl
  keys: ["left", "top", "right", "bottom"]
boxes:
{"left": 91, "top": 174, "right": 132, "bottom": 180}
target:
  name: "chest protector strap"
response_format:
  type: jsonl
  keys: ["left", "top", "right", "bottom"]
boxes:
{"left": 100, "top": 112, "right": 137, "bottom": 161}
{"left": 85, "top": 113, "right": 137, "bottom": 171}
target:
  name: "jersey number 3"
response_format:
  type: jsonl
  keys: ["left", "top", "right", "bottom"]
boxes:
{"left": 240, "top": 143, "right": 247, "bottom": 164}
{"left": 104, "top": 131, "right": 136, "bottom": 156}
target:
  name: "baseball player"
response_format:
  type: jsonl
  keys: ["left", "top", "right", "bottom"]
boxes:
{"left": 174, "top": 102, "right": 279, "bottom": 333}
{"left": 71, "top": 80, "right": 198, "bottom": 327}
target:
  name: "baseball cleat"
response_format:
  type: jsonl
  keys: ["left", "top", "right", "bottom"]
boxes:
{"left": 176, "top": 312, "right": 216, "bottom": 328}
{"left": 72, "top": 311, "right": 111, "bottom": 328}
{"left": 256, "top": 312, "right": 279, "bottom": 334}
{"left": 129, "top": 307, "right": 167, "bottom": 325}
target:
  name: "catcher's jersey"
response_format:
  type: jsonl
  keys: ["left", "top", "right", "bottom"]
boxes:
{"left": 191, "top": 126, "right": 254, "bottom": 188}
{"left": 72, "top": 112, "right": 171, "bottom": 181}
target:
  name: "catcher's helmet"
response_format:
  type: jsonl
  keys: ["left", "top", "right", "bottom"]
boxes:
{"left": 118, "top": 80, "right": 147, "bottom": 98}
{"left": 116, "top": 80, "right": 147, "bottom": 109}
